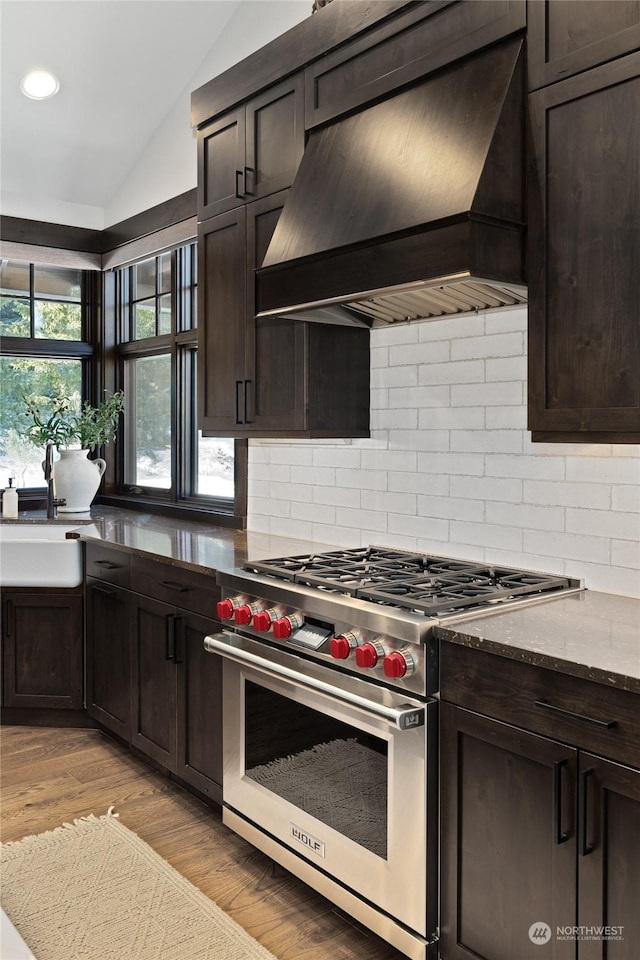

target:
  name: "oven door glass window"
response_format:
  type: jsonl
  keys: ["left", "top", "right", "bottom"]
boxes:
{"left": 244, "top": 680, "right": 388, "bottom": 859}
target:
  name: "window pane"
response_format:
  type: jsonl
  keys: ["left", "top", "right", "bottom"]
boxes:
{"left": 0, "top": 261, "right": 30, "bottom": 297}
{"left": 125, "top": 354, "right": 171, "bottom": 489}
{"left": 159, "top": 252, "right": 172, "bottom": 294}
{"left": 133, "top": 258, "right": 156, "bottom": 301}
{"left": 0, "top": 297, "right": 30, "bottom": 336}
{"left": 34, "top": 301, "right": 82, "bottom": 340}
{"left": 33, "top": 265, "right": 82, "bottom": 301}
{"left": 158, "top": 294, "right": 171, "bottom": 335}
{"left": 134, "top": 299, "right": 156, "bottom": 339}
{"left": 0, "top": 356, "right": 83, "bottom": 487}
{"left": 196, "top": 433, "right": 234, "bottom": 498}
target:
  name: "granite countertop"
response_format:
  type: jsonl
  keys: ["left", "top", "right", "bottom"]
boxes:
{"left": 5, "top": 507, "right": 639, "bottom": 694}
{"left": 435, "top": 590, "right": 640, "bottom": 695}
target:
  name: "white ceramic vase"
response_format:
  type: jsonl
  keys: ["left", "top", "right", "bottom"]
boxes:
{"left": 53, "top": 449, "right": 106, "bottom": 513}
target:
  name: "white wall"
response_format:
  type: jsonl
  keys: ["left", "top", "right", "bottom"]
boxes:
{"left": 104, "top": 0, "right": 309, "bottom": 226}
{"left": 247, "top": 307, "right": 640, "bottom": 598}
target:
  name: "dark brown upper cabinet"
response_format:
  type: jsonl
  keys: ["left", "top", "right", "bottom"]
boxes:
{"left": 197, "top": 76, "right": 304, "bottom": 220}
{"left": 198, "top": 191, "right": 369, "bottom": 438}
{"left": 527, "top": 0, "right": 640, "bottom": 90}
{"left": 528, "top": 51, "right": 640, "bottom": 442}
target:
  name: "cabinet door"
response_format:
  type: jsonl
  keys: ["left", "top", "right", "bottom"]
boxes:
{"left": 198, "top": 106, "right": 246, "bottom": 219}
{"left": 2, "top": 593, "right": 83, "bottom": 709}
{"left": 246, "top": 189, "right": 306, "bottom": 432}
{"left": 528, "top": 0, "right": 640, "bottom": 90}
{"left": 528, "top": 54, "right": 640, "bottom": 441}
{"left": 85, "top": 579, "right": 131, "bottom": 739}
{"left": 175, "top": 612, "right": 222, "bottom": 803}
{"left": 198, "top": 209, "right": 247, "bottom": 432}
{"left": 578, "top": 753, "right": 640, "bottom": 960}
{"left": 245, "top": 76, "right": 304, "bottom": 202}
{"left": 440, "top": 703, "right": 577, "bottom": 960}
{"left": 130, "top": 593, "right": 178, "bottom": 770}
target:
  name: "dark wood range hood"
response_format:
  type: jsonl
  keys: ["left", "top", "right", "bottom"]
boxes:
{"left": 257, "top": 37, "right": 527, "bottom": 328}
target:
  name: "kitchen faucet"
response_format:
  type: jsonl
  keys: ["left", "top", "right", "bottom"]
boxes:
{"left": 44, "top": 443, "right": 66, "bottom": 519}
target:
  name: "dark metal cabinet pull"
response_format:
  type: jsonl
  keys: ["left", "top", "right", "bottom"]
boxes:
{"left": 94, "top": 560, "right": 121, "bottom": 570}
{"left": 580, "top": 768, "right": 595, "bottom": 856}
{"left": 534, "top": 699, "right": 617, "bottom": 729}
{"left": 173, "top": 620, "right": 184, "bottom": 665}
{"left": 235, "top": 169, "right": 244, "bottom": 198}
{"left": 91, "top": 584, "right": 120, "bottom": 599}
{"left": 243, "top": 379, "right": 252, "bottom": 423}
{"left": 165, "top": 614, "right": 178, "bottom": 661}
{"left": 235, "top": 380, "right": 244, "bottom": 424}
{"left": 243, "top": 166, "right": 255, "bottom": 196}
{"left": 160, "top": 580, "right": 188, "bottom": 593}
{"left": 553, "top": 759, "right": 569, "bottom": 844}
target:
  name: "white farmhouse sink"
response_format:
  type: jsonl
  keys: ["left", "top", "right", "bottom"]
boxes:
{"left": 0, "top": 523, "right": 100, "bottom": 588}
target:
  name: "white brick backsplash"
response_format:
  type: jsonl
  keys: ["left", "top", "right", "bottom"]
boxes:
{"left": 450, "top": 521, "right": 523, "bottom": 552}
{"left": 486, "top": 454, "right": 565, "bottom": 480}
{"left": 313, "top": 485, "right": 361, "bottom": 508}
{"left": 390, "top": 340, "right": 450, "bottom": 366}
{"left": 312, "top": 447, "right": 361, "bottom": 469}
{"left": 418, "top": 452, "right": 485, "bottom": 476}
{"left": 452, "top": 332, "right": 523, "bottom": 361}
{"left": 391, "top": 429, "right": 450, "bottom": 452}
{"left": 524, "top": 531, "right": 610, "bottom": 565}
{"left": 336, "top": 467, "right": 388, "bottom": 490}
{"left": 451, "top": 381, "right": 523, "bottom": 407}
{"left": 371, "top": 364, "right": 418, "bottom": 388}
{"left": 247, "top": 308, "right": 639, "bottom": 596}
{"left": 612, "top": 539, "right": 640, "bottom": 569}
{"left": 524, "top": 480, "right": 610, "bottom": 509}
{"left": 486, "top": 357, "right": 528, "bottom": 382}
{"left": 419, "top": 406, "right": 485, "bottom": 430}
{"left": 388, "top": 385, "right": 450, "bottom": 408}
{"left": 450, "top": 430, "right": 523, "bottom": 454}
{"left": 373, "top": 409, "right": 419, "bottom": 430}
{"left": 612, "top": 485, "right": 640, "bottom": 512}
{"left": 419, "top": 359, "right": 484, "bottom": 384}
{"left": 485, "top": 405, "right": 527, "bottom": 430}
{"left": 388, "top": 471, "right": 449, "bottom": 495}
{"left": 450, "top": 475, "right": 522, "bottom": 501}
{"left": 566, "top": 508, "right": 640, "bottom": 541}
{"left": 388, "top": 513, "right": 449, "bottom": 541}
{"left": 485, "top": 501, "right": 565, "bottom": 532}
{"left": 417, "top": 494, "right": 484, "bottom": 522}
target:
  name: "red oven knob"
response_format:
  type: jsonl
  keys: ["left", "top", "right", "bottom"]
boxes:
{"left": 355, "top": 643, "right": 379, "bottom": 668}
{"left": 383, "top": 650, "right": 416, "bottom": 679}
{"left": 273, "top": 613, "right": 303, "bottom": 639}
{"left": 217, "top": 595, "right": 247, "bottom": 620}
{"left": 383, "top": 652, "right": 408, "bottom": 678}
{"left": 330, "top": 630, "right": 363, "bottom": 660}
{"left": 253, "top": 607, "right": 281, "bottom": 631}
{"left": 234, "top": 600, "right": 263, "bottom": 625}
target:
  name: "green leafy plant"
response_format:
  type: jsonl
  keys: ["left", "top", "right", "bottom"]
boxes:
{"left": 23, "top": 391, "right": 125, "bottom": 453}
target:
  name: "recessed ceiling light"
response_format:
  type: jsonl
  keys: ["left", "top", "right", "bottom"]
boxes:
{"left": 20, "top": 70, "right": 60, "bottom": 100}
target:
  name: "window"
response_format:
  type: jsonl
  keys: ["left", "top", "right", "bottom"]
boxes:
{"left": 0, "top": 260, "right": 92, "bottom": 488}
{"left": 114, "top": 243, "right": 235, "bottom": 509}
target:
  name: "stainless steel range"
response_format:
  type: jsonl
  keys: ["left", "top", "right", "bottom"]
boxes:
{"left": 205, "top": 547, "right": 582, "bottom": 960}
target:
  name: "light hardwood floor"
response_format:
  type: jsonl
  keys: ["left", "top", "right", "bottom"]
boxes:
{"left": 1, "top": 724, "right": 407, "bottom": 960}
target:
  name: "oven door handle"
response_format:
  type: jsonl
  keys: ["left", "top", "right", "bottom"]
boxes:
{"left": 204, "top": 634, "right": 424, "bottom": 731}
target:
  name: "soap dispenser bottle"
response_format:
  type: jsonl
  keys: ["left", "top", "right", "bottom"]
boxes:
{"left": 3, "top": 478, "right": 18, "bottom": 518}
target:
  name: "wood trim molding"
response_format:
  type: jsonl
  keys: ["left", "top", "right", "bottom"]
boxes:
{"left": 101, "top": 217, "right": 197, "bottom": 271}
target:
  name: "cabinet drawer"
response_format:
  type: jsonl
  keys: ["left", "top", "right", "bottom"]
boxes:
{"left": 85, "top": 543, "right": 131, "bottom": 589}
{"left": 305, "top": 0, "right": 525, "bottom": 128}
{"left": 440, "top": 641, "right": 640, "bottom": 769}
{"left": 131, "top": 556, "right": 220, "bottom": 619}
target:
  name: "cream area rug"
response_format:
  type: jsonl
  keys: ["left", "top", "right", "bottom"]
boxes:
{"left": 0, "top": 809, "right": 277, "bottom": 960}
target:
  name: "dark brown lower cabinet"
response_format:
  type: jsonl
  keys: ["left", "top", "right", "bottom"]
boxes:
{"left": 86, "top": 578, "right": 131, "bottom": 739}
{"left": 85, "top": 545, "right": 223, "bottom": 804}
{"left": 2, "top": 591, "right": 83, "bottom": 710}
{"left": 440, "top": 703, "right": 640, "bottom": 960}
